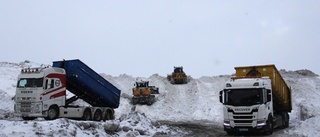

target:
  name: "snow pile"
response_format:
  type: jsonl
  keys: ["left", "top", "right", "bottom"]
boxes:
{"left": 0, "top": 61, "right": 320, "bottom": 136}
{"left": 0, "top": 118, "right": 118, "bottom": 137}
{"left": 279, "top": 70, "right": 320, "bottom": 136}
{"left": 117, "top": 109, "right": 186, "bottom": 136}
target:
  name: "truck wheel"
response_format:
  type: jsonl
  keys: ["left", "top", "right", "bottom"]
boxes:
{"left": 93, "top": 110, "right": 102, "bottom": 121}
{"left": 22, "top": 117, "right": 36, "bottom": 120}
{"left": 279, "top": 112, "right": 289, "bottom": 129}
{"left": 280, "top": 113, "right": 286, "bottom": 129}
{"left": 265, "top": 115, "right": 273, "bottom": 135}
{"left": 104, "top": 110, "right": 114, "bottom": 120}
{"left": 284, "top": 113, "right": 289, "bottom": 128}
{"left": 44, "top": 106, "right": 59, "bottom": 120}
{"left": 82, "top": 108, "right": 91, "bottom": 120}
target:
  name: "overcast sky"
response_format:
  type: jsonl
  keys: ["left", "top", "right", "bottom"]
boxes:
{"left": 1, "top": 1, "right": 319, "bottom": 78}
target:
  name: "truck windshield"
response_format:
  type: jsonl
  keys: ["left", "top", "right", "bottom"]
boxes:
{"left": 225, "top": 88, "right": 263, "bottom": 106}
{"left": 17, "top": 78, "right": 44, "bottom": 88}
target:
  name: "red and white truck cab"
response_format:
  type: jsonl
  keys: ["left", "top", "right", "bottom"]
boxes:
{"left": 14, "top": 67, "right": 66, "bottom": 120}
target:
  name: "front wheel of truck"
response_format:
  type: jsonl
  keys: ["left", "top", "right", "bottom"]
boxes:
{"left": 264, "top": 115, "right": 273, "bottom": 135}
{"left": 44, "top": 105, "right": 59, "bottom": 120}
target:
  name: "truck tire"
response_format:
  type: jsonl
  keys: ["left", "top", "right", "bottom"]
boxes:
{"left": 104, "top": 110, "right": 114, "bottom": 120}
{"left": 44, "top": 106, "right": 59, "bottom": 120}
{"left": 265, "top": 115, "right": 273, "bottom": 135}
{"left": 93, "top": 109, "right": 102, "bottom": 121}
{"left": 284, "top": 113, "right": 289, "bottom": 128}
{"left": 279, "top": 112, "right": 289, "bottom": 129}
{"left": 22, "top": 117, "right": 36, "bottom": 120}
{"left": 82, "top": 108, "right": 91, "bottom": 120}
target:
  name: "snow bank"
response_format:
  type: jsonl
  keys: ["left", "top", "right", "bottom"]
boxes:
{"left": 0, "top": 61, "right": 320, "bottom": 136}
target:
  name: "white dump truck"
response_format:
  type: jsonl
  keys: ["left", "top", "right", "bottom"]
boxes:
{"left": 219, "top": 64, "right": 292, "bottom": 135}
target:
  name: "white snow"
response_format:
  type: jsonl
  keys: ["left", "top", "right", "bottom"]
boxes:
{"left": 0, "top": 61, "right": 319, "bottom": 136}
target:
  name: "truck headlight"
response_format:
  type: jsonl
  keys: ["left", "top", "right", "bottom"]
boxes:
{"left": 223, "top": 120, "right": 231, "bottom": 127}
{"left": 252, "top": 106, "right": 259, "bottom": 112}
{"left": 257, "top": 120, "right": 266, "bottom": 126}
{"left": 34, "top": 103, "right": 41, "bottom": 113}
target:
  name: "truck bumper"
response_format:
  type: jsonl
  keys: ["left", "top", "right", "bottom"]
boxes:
{"left": 224, "top": 125, "right": 267, "bottom": 134}
{"left": 14, "top": 112, "right": 45, "bottom": 117}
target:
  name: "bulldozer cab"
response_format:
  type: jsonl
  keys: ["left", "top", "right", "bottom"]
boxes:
{"left": 135, "top": 81, "right": 149, "bottom": 88}
{"left": 174, "top": 67, "right": 184, "bottom": 73}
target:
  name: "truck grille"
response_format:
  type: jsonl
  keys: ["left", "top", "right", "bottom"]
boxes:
{"left": 20, "top": 102, "right": 32, "bottom": 112}
{"left": 233, "top": 116, "right": 253, "bottom": 119}
{"left": 234, "top": 120, "right": 253, "bottom": 123}
{"left": 21, "top": 97, "right": 33, "bottom": 101}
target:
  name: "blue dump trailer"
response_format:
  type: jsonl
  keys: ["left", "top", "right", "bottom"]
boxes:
{"left": 14, "top": 59, "right": 121, "bottom": 121}
{"left": 53, "top": 59, "right": 121, "bottom": 108}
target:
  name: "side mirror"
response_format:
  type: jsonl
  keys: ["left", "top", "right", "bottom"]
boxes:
{"left": 219, "top": 90, "right": 223, "bottom": 103}
{"left": 267, "top": 90, "right": 272, "bottom": 102}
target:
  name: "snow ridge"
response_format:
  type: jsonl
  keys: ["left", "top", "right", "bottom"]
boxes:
{"left": 0, "top": 61, "right": 320, "bottom": 136}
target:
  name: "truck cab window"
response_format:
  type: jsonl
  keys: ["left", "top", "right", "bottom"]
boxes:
{"left": 45, "top": 79, "right": 55, "bottom": 89}
{"left": 18, "top": 78, "right": 43, "bottom": 88}
{"left": 17, "top": 79, "right": 27, "bottom": 87}
{"left": 50, "top": 79, "right": 54, "bottom": 88}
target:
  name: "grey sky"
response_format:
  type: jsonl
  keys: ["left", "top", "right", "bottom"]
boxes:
{"left": 1, "top": 1, "right": 319, "bottom": 77}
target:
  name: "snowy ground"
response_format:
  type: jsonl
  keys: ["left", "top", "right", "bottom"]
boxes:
{"left": 0, "top": 60, "right": 319, "bottom": 136}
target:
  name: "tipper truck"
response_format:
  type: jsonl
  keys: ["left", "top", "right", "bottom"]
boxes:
{"left": 14, "top": 59, "right": 121, "bottom": 121}
{"left": 219, "top": 64, "right": 292, "bottom": 135}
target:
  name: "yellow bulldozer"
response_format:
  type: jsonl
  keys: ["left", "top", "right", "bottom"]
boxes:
{"left": 132, "top": 81, "right": 159, "bottom": 105}
{"left": 167, "top": 66, "right": 188, "bottom": 84}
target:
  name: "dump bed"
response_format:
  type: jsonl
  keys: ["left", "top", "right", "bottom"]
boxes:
{"left": 234, "top": 64, "right": 292, "bottom": 112}
{"left": 52, "top": 59, "right": 121, "bottom": 108}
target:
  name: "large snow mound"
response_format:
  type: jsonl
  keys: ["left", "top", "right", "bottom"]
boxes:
{"left": 0, "top": 61, "right": 320, "bottom": 136}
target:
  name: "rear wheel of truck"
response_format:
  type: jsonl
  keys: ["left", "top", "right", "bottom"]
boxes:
{"left": 93, "top": 110, "right": 102, "bottom": 121}
{"left": 104, "top": 110, "right": 114, "bottom": 120}
{"left": 44, "top": 106, "right": 59, "bottom": 120}
{"left": 82, "top": 108, "right": 91, "bottom": 120}
{"left": 22, "top": 117, "right": 36, "bottom": 120}
{"left": 284, "top": 113, "right": 289, "bottom": 128}
{"left": 279, "top": 112, "right": 289, "bottom": 129}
